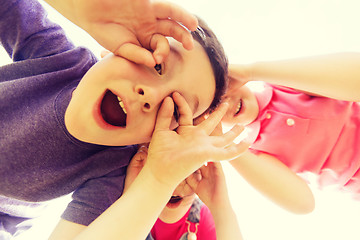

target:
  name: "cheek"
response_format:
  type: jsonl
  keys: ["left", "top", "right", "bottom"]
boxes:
{"left": 134, "top": 126, "right": 153, "bottom": 143}
{"left": 131, "top": 115, "right": 158, "bottom": 142}
{"left": 225, "top": 91, "right": 241, "bottom": 102}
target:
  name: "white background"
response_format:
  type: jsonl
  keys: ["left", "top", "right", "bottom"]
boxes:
{"left": 2, "top": 0, "right": 360, "bottom": 239}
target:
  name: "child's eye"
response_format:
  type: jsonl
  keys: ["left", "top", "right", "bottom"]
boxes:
{"left": 173, "top": 103, "right": 180, "bottom": 123}
{"left": 154, "top": 64, "right": 163, "bottom": 75}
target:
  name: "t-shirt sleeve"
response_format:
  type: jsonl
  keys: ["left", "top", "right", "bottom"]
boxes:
{"left": 0, "top": 0, "right": 74, "bottom": 61}
{"left": 198, "top": 204, "right": 216, "bottom": 240}
{"left": 61, "top": 167, "right": 127, "bottom": 226}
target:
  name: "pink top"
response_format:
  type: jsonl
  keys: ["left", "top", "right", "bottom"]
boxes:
{"left": 247, "top": 84, "right": 360, "bottom": 195}
{"left": 150, "top": 204, "right": 216, "bottom": 240}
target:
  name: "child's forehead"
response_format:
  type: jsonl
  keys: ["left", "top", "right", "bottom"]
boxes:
{"left": 169, "top": 38, "right": 209, "bottom": 64}
{"left": 161, "top": 41, "right": 215, "bottom": 118}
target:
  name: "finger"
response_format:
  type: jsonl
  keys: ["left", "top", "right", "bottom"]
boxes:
{"left": 150, "top": 34, "right": 170, "bottom": 64}
{"left": 191, "top": 169, "right": 202, "bottom": 182}
{"left": 172, "top": 92, "right": 193, "bottom": 126}
{"left": 138, "top": 143, "right": 149, "bottom": 152}
{"left": 198, "top": 102, "right": 229, "bottom": 135}
{"left": 209, "top": 161, "right": 222, "bottom": 170}
{"left": 224, "top": 142, "right": 250, "bottom": 159}
{"left": 198, "top": 164, "right": 210, "bottom": 179}
{"left": 136, "top": 144, "right": 149, "bottom": 156}
{"left": 130, "top": 145, "right": 148, "bottom": 166}
{"left": 152, "top": 1, "right": 198, "bottom": 31}
{"left": 207, "top": 162, "right": 225, "bottom": 176}
{"left": 115, "top": 43, "right": 156, "bottom": 67}
{"left": 203, "top": 141, "right": 249, "bottom": 162}
{"left": 210, "top": 122, "right": 224, "bottom": 136}
{"left": 206, "top": 162, "right": 227, "bottom": 182}
{"left": 155, "top": 19, "right": 194, "bottom": 50}
{"left": 186, "top": 171, "right": 201, "bottom": 191}
{"left": 193, "top": 114, "right": 207, "bottom": 126}
{"left": 211, "top": 125, "right": 244, "bottom": 147}
{"left": 130, "top": 150, "right": 147, "bottom": 166}
{"left": 153, "top": 96, "right": 175, "bottom": 132}
{"left": 182, "top": 181, "right": 196, "bottom": 196}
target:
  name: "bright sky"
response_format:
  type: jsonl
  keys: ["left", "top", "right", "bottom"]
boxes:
{"left": 2, "top": 0, "right": 360, "bottom": 239}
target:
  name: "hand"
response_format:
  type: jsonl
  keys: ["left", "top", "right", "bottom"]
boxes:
{"left": 186, "top": 118, "right": 231, "bottom": 209}
{"left": 48, "top": 0, "right": 198, "bottom": 66}
{"left": 194, "top": 114, "right": 224, "bottom": 137}
{"left": 186, "top": 162, "right": 230, "bottom": 210}
{"left": 144, "top": 92, "right": 249, "bottom": 189}
{"left": 123, "top": 144, "right": 148, "bottom": 193}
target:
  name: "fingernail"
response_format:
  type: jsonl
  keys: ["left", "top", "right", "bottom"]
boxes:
{"left": 138, "top": 145, "right": 148, "bottom": 151}
{"left": 147, "top": 59, "right": 156, "bottom": 68}
{"left": 184, "top": 38, "right": 194, "bottom": 51}
{"left": 154, "top": 54, "right": 163, "bottom": 64}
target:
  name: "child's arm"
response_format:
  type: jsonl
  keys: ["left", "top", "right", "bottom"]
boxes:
{"left": 230, "top": 151, "right": 315, "bottom": 214}
{"left": 49, "top": 94, "right": 248, "bottom": 240}
{"left": 0, "top": 0, "right": 73, "bottom": 61}
{"left": 187, "top": 162, "right": 243, "bottom": 240}
{"left": 49, "top": 144, "right": 149, "bottom": 240}
{"left": 230, "top": 53, "right": 360, "bottom": 101}
{"left": 43, "top": 0, "right": 198, "bottom": 67}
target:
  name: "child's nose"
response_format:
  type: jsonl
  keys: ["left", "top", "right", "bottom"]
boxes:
{"left": 135, "top": 85, "right": 163, "bottom": 112}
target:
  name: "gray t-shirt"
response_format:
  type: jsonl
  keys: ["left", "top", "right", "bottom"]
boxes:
{"left": 0, "top": 0, "right": 137, "bottom": 225}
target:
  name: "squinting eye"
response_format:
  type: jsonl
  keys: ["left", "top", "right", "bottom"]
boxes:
{"left": 173, "top": 103, "right": 180, "bottom": 123}
{"left": 154, "top": 64, "right": 163, "bottom": 75}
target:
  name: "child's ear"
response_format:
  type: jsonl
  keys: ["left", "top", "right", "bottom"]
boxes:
{"left": 100, "top": 49, "right": 112, "bottom": 58}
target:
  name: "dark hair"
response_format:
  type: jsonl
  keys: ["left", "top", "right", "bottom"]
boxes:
{"left": 191, "top": 16, "right": 228, "bottom": 112}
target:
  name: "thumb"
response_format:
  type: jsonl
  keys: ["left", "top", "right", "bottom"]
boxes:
{"left": 186, "top": 170, "right": 202, "bottom": 192}
{"left": 150, "top": 34, "right": 170, "bottom": 64}
{"left": 115, "top": 43, "right": 156, "bottom": 67}
{"left": 153, "top": 97, "right": 174, "bottom": 132}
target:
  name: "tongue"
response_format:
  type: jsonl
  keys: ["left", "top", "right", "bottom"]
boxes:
{"left": 100, "top": 90, "right": 127, "bottom": 127}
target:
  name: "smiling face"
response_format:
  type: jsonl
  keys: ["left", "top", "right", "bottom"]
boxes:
{"left": 64, "top": 40, "right": 216, "bottom": 146}
{"left": 222, "top": 79, "right": 259, "bottom": 126}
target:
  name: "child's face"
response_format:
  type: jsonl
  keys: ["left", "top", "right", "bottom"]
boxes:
{"left": 159, "top": 178, "right": 196, "bottom": 221}
{"left": 64, "top": 40, "right": 215, "bottom": 146}
{"left": 222, "top": 80, "right": 259, "bottom": 126}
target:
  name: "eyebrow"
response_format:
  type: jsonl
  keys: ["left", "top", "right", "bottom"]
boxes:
{"left": 169, "top": 46, "right": 183, "bottom": 67}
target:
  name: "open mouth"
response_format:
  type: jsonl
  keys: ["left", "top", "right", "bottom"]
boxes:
{"left": 169, "top": 196, "right": 183, "bottom": 204}
{"left": 234, "top": 99, "right": 243, "bottom": 116}
{"left": 100, "top": 90, "right": 127, "bottom": 127}
{"left": 166, "top": 195, "right": 183, "bottom": 208}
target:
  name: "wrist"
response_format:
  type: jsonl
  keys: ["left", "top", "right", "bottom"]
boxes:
{"left": 206, "top": 198, "right": 232, "bottom": 216}
{"left": 139, "top": 165, "right": 178, "bottom": 193}
{"left": 209, "top": 201, "right": 236, "bottom": 221}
